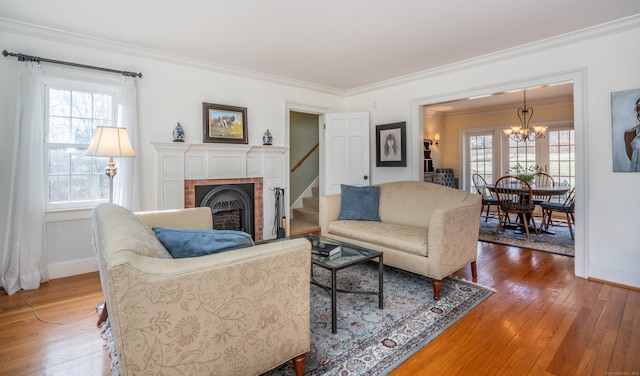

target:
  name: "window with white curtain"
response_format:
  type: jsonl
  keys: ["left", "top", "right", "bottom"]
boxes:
{"left": 44, "top": 79, "right": 118, "bottom": 210}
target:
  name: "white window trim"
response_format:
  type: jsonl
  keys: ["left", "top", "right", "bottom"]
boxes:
{"left": 43, "top": 70, "right": 121, "bottom": 213}
{"left": 462, "top": 122, "right": 574, "bottom": 191}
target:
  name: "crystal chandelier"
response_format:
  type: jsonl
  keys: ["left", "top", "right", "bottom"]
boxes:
{"left": 502, "top": 90, "right": 547, "bottom": 142}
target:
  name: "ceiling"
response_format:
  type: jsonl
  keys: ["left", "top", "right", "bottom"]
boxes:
{"left": 424, "top": 82, "right": 575, "bottom": 114}
{"left": 2, "top": 1, "right": 639, "bottom": 93}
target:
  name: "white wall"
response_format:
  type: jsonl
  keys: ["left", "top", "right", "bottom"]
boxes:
{"left": 0, "top": 20, "right": 346, "bottom": 278}
{"left": 2, "top": 17, "right": 639, "bottom": 288}
{"left": 345, "top": 17, "right": 640, "bottom": 288}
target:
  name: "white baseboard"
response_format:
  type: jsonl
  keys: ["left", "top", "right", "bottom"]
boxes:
{"left": 589, "top": 264, "right": 640, "bottom": 289}
{"left": 48, "top": 257, "right": 99, "bottom": 279}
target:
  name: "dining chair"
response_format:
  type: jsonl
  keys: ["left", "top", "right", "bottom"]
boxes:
{"left": 436, "top": 168, "right": 456, "bottom": 188}
{"left": 493, "top": 175, "right": 539, "bottom": 240}
{"left": 472, "top": 174, "right": 500, "bottom": 222}
{"left": 532, "top": 172, "right": 555, "bottom": 205}
{"left": 541, "top": 187, "right": 576, "bottom": 240}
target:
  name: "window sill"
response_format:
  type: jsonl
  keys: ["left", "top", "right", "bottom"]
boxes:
{"left": 45, "top": 208, "right": 94, "bottom": 222}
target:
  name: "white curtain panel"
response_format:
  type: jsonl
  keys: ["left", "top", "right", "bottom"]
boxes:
{"left": 113, "top": 76, "right": 141, "bottom": 211}
{"left": 1, "top": 62, "right": 49, "bottom": 295}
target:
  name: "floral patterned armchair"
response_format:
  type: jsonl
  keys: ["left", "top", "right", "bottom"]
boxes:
{"left": 92, "top": 203, "right": 311, "bottom": 376}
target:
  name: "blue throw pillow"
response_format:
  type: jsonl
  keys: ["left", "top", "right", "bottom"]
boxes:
{"left": 337, "top": 184, "right": 381, "bottom": 221}
{"left": 152, "top": 227, "right": 255, "bottom": 259}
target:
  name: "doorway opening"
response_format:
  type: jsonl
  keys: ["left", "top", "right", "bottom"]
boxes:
{"left": 412, "top": 70, "right": 587, "bottom": 279}
{"left": 286, "top": 106, "right": 325, "bottom": 237}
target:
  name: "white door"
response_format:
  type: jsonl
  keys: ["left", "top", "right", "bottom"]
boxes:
{"left": 320, "top": 112, "right": 370, "bottom": 195}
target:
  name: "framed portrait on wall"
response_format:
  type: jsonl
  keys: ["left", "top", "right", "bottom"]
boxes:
{"left": 376, "top": 122, "right": 406, "bottom": 167}
{"left": 611, "top": 88, "right": 640, "bottom": 172}
{"left": 202, "top": 102, "right": 248, "bottom": 144}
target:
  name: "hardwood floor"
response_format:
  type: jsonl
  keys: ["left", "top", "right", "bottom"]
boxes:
{"left": 1, "top": 242, "right": 638, "bottom": 375}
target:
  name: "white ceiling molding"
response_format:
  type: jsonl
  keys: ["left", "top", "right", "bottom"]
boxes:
{"left": 346, "top": 14, "right": 640, "bottom": 96}
{"left": 2, "top": 14, "right": 639, "bottom": 98}
{"left": 0, "top": 17, "right": 346, "bottom": 96}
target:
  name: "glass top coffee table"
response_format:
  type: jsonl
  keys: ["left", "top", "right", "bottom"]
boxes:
{"left": 302, "top": 234, "right": 384, "bottom": 334}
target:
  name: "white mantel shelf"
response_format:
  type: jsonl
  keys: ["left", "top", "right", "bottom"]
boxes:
{"left": 151, "top": 142, "right": 287, "bottom": 153}
{"left": 151, "top": 142, "right": 289, "bottom": 240}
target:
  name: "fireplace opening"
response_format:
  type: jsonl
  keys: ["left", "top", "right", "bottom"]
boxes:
{"left": 195, "top": 183, "right": 255, "bottom": 240}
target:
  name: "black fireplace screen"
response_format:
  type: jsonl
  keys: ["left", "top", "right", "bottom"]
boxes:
{"left": 195, "top": 183, "right": 255, "bottom": 240}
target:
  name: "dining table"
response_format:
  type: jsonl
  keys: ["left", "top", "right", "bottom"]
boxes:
{"left": 486, "top": 183, "right": 570, "bottom": 197}
{"left": 486, "top": 183, "right": 570, "bottom": 235}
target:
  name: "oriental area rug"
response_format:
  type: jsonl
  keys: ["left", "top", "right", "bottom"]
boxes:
{"left": 478, "top": 216, "right": 574, "bottom": 257}
{"left": 102, "top": 262, "right": 494, "bottom": 376}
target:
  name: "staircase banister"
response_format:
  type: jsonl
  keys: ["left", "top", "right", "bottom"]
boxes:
{"left": 291, "top": 142, "right": 319, "bottom": 172}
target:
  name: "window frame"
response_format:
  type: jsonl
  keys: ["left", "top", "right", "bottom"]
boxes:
{"left": 43, "top": 74, "right": 120, "bottom": 212}
{"left": 466, "top": 130, "right": 498, "bottom": 193}
{"left": 462, "top": 124, "right": 575, "bottom": 192}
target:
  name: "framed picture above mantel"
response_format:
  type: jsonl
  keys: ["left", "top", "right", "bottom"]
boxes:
{"left": 202, "top": 102, "right": 248, "bottom": 144}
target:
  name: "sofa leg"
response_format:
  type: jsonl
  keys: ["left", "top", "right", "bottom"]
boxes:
{"left": 292, "top": 353, "right": 306, "bottom": 376}
{"left": 471, "top": 261, "right": 478, "bottom": 282}
{"left": 433, "top": 279, "right": 442, "bottom": 300}
{"left": 97, "top": 302, "right": 108, "bottom": 328}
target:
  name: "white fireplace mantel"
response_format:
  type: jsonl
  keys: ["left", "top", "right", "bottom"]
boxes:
{"left": 151, "top": 142, "right": 288, "bottom": 239}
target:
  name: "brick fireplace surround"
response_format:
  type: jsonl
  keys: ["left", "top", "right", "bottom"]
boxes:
{"left": 184, "top": 178, "right": 264, "bottom": 241}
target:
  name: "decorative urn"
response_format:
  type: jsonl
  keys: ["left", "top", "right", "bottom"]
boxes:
{"left": 262, "top": 129, "right": 273, "bottom": 145}
{"left": 172, "top": 123, "right": 185, "bottom": 142}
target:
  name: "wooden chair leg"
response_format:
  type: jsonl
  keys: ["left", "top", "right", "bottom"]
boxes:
{"left": 97, "top": 302, "right": 108, "bottom": 328}
{"left": 530, "top": 213, "right": 540, "bottom": 235}
{"left": 292, "top": 353, "right": 306, "bottom": 376}
{"left": 470, "top": 261, "right": 477, "bottom": 282}
{"left": 495, "top": 211, "right": 504, "bottom": 234}
{"left": 522, "top": 215, "right": 531, "bottom": 240}
{"left": 567, "top": 212, "right": 574, "bottom": 240}
{"left": 541, "top": 208, "right": 548, "bottom": 230}
{"left": 432, "top": 279, "right": 442, "bottom": 300}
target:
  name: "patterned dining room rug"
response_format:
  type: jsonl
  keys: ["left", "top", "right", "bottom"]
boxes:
{"left": 101, "top": 262, "right": 494, "bottom": 376}
{"left": 478, "top": 216, "right": 574, "bottom": 257}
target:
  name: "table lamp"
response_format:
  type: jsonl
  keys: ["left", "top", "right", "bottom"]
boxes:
{"left": 85, "top": 126, "right": 136, "bottom": 203}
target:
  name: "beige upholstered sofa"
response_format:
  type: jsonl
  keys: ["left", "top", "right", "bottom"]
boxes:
{"left": 92, "top": 203, "right": 311, "bottom": 376}
{"left": 320, "top": 181, "right": 482, "bottom": 300}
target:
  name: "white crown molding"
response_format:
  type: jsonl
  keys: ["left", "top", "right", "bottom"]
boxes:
{"left": 3, "top": 14, "right": 638, "bottom": 97}
{"left": 0, "top": 17, "right": 346, "bottom": 97}
{"left": 346, "top": 14, "right": 640, "bottom": 96}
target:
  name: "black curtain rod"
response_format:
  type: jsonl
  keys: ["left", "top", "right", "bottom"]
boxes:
{"left": 2, "top": 50, "right": 142, "bottom": 78}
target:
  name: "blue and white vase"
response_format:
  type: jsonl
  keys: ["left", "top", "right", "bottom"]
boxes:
{"left": 173, "top": 123, "right": 185, "bottom": 142}
{"left": 262, "top": 129, "right": 273, "bottom": 145}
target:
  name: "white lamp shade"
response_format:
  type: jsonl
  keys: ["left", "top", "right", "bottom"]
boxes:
{"left": 86, "top": 126, "right": 136, "bottom": 157}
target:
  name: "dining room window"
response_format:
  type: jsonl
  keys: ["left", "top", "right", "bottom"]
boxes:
{"left": 544, "top": 127, "right": 575, "bottom": 202}
{"left": 506, "top": 137, "right": 536, "bottom": 174}
{"left": 468, "top": 132, "right": 495, "bottom": 192}
{"left": 546, "top": 128, "right": 575, "bottom": 187}
{"left": 464, "top": 126, "right": 575, "bottom": 195}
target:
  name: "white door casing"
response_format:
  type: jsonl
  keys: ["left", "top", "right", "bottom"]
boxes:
{"left": 321, "top": 112, "right": 370, "bottom": 195}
